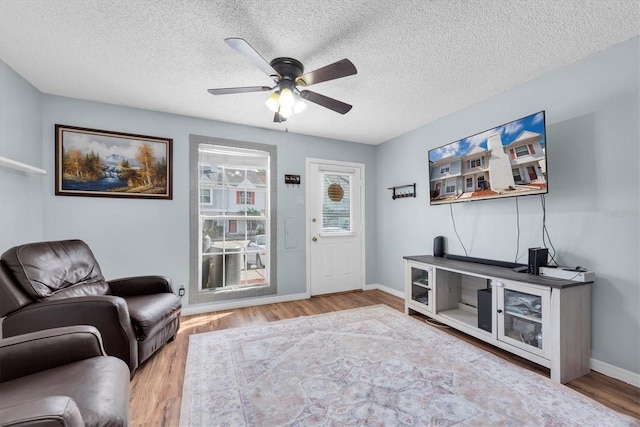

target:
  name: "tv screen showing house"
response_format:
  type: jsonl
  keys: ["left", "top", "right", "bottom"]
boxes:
{"left": 428, "top": 111, "right": 547, "bottom": 205}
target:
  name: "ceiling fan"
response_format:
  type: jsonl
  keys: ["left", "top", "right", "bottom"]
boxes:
{"left": 207, "top": 38, "right": 357, "bottom": 123}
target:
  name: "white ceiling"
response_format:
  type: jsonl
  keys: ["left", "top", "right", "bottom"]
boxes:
{"left": 1, "top": 1, "right": 638, "bottom": 145}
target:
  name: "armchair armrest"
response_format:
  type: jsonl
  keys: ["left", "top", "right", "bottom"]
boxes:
{"left": 1, "top": 296, "right": 138, "bottom": 375}
{"left": 0, "top": 396, "right": 84, "bottom": 427}
{"left": 108, "top": 275, "right": 173, "bottom": 296}
{"left": 0, "top": 326, "right": 104, "bottom": 382}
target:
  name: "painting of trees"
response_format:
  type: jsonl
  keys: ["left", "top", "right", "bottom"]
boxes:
{"left": 56, "top": 125, "right": 172, "bottom": 199}
{"left": 136, "top": 144, "right": 156, "bottom": 187}
{"left": 62, "top": 149, "right": 105, "bottom": 179}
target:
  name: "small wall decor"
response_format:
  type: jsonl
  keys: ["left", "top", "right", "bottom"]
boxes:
{"left": 284, "top": 174, "right": 301, "bottom": 185}
{"left": 388, "top": 183, "right": 416, "bottom": 200}
{"left": 55, "top": 125, "right": 172, "bottom": 199}
{"left": 327, "top": 182, "right": 345, "bottom": 202}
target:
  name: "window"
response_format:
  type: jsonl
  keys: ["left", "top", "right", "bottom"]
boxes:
{"left": 200, "top": 188, "right": 212, "bottom": 204}
{"left": 189, "top": 135, "right": 277, "bottom": 304}
{"left": 514, "top": 145, "right": 531, "bottom": 158}
{"left": 440, "top": 165, "right": 450, "bottom": 174}
{"left": 237, "top": 191, "right": 255, "bottom": 205}
{"left": 445, "top": 179, "right": 456, "bottom": 194}
{"left": 477, "top": 176, "right": 486, "bottom": 190}
{"left": 512, "top": 167, "right": 522, "bottom": 182}
{"left": 465, "top": 177, "right": 473, "bottom": 190}
{"left": 322, "top": 173, "right": 351, "bottom": 232}
{"left": 469, "top": 158, "right": 482, "bottom": 168}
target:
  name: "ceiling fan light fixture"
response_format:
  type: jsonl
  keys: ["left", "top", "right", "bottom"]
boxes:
{"left": 209, "top": 39, "right": 357, "bottom": 122}
{"left": 279, "top": 106, "right": 294, "bottom": 118}
{"left": 279, "top": 87, "right": 295, "bottom": 109}
{"left": 293, "top": 98, "right": 307, "bottom": 114}
{"left": 265, "top": 92, "right": 280, "bottom": 112}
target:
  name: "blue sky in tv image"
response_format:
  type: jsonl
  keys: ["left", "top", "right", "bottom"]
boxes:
{"left": 429, "top": 111, "right": 545, "bottom": 162}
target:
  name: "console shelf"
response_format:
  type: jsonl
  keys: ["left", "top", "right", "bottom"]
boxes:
{"left": 404, "top": 255, "right": 592, "bottom": 384}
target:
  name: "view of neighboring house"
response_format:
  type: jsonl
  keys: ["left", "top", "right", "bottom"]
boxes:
{"left": 199, "top": 166, "right": 267, "bottom": 239}
{"left": 429, "top": 113, "right": 547, "bottom": 204}
{"left": 198, "top": 165, "right": 269, "bottom": 289}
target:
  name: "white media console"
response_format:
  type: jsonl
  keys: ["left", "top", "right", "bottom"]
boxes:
{"left": 404, "top": 255, "right": 592, "bottom": 384}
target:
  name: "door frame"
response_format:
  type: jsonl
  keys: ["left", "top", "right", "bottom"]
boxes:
{"left": 305, "top": 158, "right": 366, "bottom": 296}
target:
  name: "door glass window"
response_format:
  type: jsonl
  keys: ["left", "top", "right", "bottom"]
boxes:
{"left": 503, "top": 289, "right": 543, "bottom": 349}
{"left": 465, "top": 177, "right": 473, "bottom": 190}
{"left": 322, "top": 173, "right": 351, "bottom": 232}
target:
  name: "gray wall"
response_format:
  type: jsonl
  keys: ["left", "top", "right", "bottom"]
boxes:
{"left": 376, "top": 37, "right": 639, "bottom": 375}
{"left": 0, "top": 62, "right": 377, "bottom": 310}
{"left": 38, "top": 97, "right": 377, "bottom": 307}
{"left": 0, "top": 61, "right": 45, "bottom": 249}
{"left": 1, "top": 36, "right": 638, "bottom": 376}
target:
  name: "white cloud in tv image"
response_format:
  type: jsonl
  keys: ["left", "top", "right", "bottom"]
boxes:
{"left": 428, "top": 111, "right": 547, "bottom": 205}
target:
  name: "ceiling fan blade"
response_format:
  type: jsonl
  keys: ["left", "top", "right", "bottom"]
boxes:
{"left": 273, "top": 112, "right": 287, "bottom": 123}
{"left": 299, "top": 90, "right": 353, "bottom": 114}
{"left": 207, "top": 86, "right": 272, "bottom": 95}
{"left": 225, "top": 38, "right": 280, "bottom": 79}
{"left": 296, "top": 59, "right": 357, "bottom": 87}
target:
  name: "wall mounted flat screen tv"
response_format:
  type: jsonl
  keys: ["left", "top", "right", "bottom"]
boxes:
{"left": 428, "top": 111, "right": 547, "bottom": 205}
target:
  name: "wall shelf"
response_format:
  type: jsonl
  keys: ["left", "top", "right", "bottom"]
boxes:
{"left": 0, "top": 156, "right": 47, "bottom": 175}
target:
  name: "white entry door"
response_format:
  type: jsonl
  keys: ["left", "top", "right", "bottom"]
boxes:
{"left": 306, "top": 159, "right": 364, "bottom": 296}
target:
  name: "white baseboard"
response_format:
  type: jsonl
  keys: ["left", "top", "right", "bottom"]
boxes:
{"left": 181, "top": 292, "right": 310, "bottom": 316}
{"left": 365, "top": 283, "right": 405, "bottom": 299}
{"left": 368, "top": 284, "right": 640, "bottom": 388}
{"left": 590, "top": 358, "right": 640, "bottom": 387}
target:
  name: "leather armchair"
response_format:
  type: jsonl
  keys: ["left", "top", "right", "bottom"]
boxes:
{"left": 0, "top": 239, "right": 181, "bottom": 376}
{"left": 0, "top": 326, "right": 130, "bottom": 427}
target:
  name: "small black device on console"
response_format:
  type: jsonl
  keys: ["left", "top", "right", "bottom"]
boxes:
{"left": 433, "top": 236, "right": 445, "bottom": 258}
{"left": 528, "top": 247, "right": 548, "bottom": 275}
{"left": 477, "top": 286, "right": 492, "bottom": 332}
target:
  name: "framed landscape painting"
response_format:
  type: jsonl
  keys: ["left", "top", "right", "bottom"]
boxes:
{"left": 55, "top": 125, "right": 172, "bottom": 199}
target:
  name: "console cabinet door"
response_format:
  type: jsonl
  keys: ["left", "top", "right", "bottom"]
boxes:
{"left": 406, "top": 262, "right": 434, "bottom": 313}
{"left": 495, "top": 280, "right": 551, "bottom": 359}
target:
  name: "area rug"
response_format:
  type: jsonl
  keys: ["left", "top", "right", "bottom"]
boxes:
{"left": 180, "top": 305, "right": 637, "bottom": 426}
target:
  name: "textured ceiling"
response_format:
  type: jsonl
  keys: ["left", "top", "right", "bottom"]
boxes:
{"left": 0, "top": 0, "right": 638, "bottom": 144}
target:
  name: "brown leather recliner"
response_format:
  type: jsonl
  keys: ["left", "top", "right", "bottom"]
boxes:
{"left": 0, "top": 325, "right": 130, "bottom": 427}
{"left": 0, "top": 239, "right": 181, "bottom": 376}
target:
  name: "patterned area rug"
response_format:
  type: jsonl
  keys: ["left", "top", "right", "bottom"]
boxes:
{"left": 180, "top": 305, "right": 637, "bottom": 426}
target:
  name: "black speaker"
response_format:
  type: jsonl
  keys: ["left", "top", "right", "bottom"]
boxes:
{"left": 477, "top": 287, "right": 492, "bottom": 332}
{"left": 528, "top": 247, "right": 549, "bottom": 275}
{"left": 433, "top": 236, "right": 445, "bottom": 257}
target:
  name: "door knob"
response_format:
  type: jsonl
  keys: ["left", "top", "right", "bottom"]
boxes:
{"left": 312, "top": 237, "right": 318, "bottom": 242}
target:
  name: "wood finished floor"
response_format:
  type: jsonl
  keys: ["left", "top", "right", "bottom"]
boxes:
{"left": 130, "top": 290, "right": 640, "bottom": 426}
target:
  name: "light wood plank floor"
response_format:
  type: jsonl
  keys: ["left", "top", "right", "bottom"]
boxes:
{"left": 130, "top": 290, "right": 640, "bottom": 426}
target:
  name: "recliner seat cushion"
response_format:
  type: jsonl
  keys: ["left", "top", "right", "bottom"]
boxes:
{"left": 0, "top": 356, "right": 129, "bottom": 427}
{"left": 124, "top": 293, "right": 182, "bottom": 341}
{"left": 1, "top": 240, "right": 109, "bottom": 299}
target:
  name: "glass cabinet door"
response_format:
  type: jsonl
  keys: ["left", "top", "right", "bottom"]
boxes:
{"left": 408, "top": 264, "right": 433, "bottom": 312}
{"left": 496, "top": 281, "right": 550, "bottom": 358}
